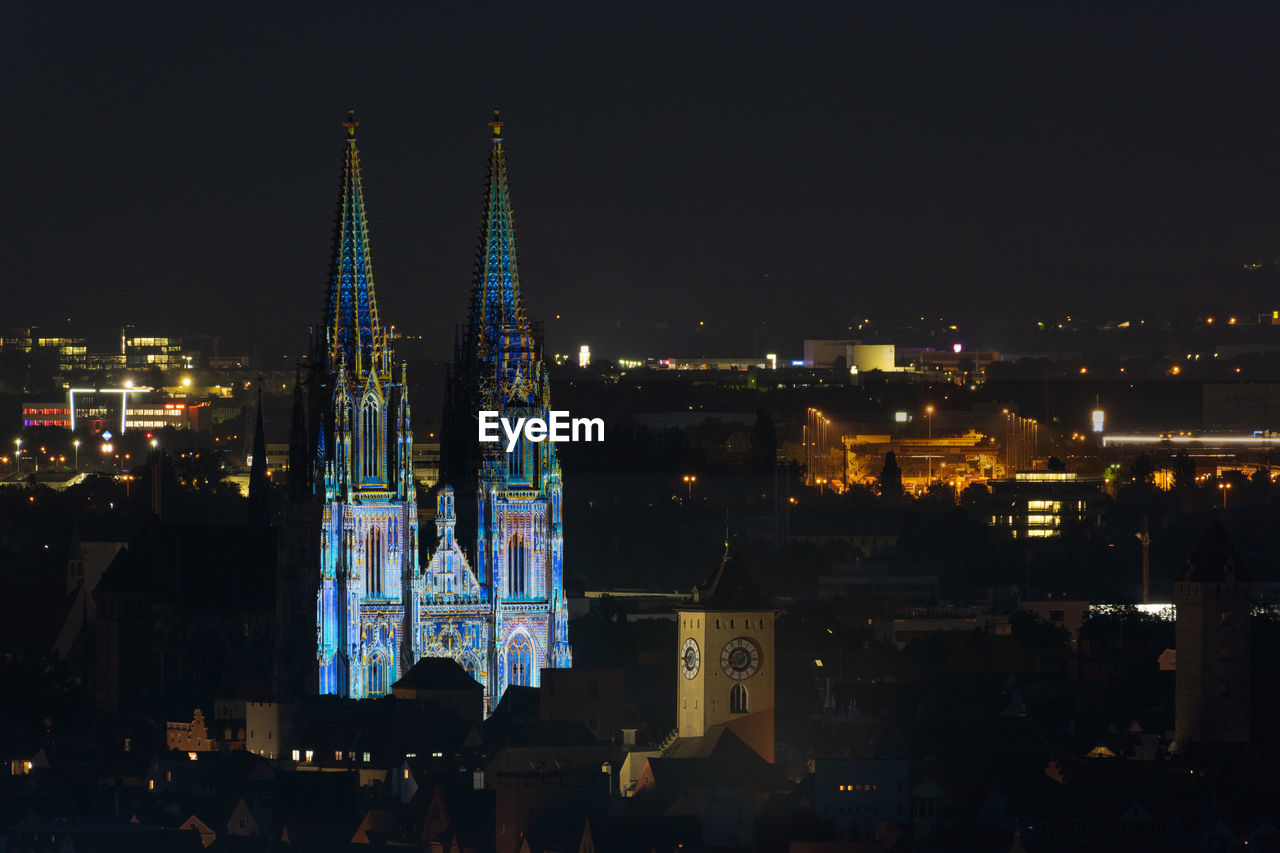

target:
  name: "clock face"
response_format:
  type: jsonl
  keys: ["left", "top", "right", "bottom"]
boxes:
{"left": 681, "top": 638, "right": 701, "bottom": 679}
{"left": 720, "top": 636, "right": 762, "bottom": 681}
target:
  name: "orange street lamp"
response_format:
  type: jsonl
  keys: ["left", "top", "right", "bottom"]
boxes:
{"left": 925, "top": 405, "right": 935, "bottom": 481}
{"left": 1219, "top": 481, "right": 1232, "bottom": 508}
{"left": 682, "top": 474, "right": 697, "bottom": 498}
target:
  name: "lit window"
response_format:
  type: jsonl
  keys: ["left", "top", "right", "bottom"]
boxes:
{"left": 291, "top": 750, "right": 300, "bottom": 761}
{"left": 304, "top": 750, "right": 314, "bottom": 763}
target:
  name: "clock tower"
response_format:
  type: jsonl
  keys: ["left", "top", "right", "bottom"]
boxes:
{"left": 676, "top": 556, "right": 775, "bottom": 761}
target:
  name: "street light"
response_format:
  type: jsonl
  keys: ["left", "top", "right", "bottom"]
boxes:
{"left": 73, "top": 439, "right": 80, "bottom": 472}
{"left": 925, "top": 406, "right": 935, "bottom": 482}
{"left": 1219, "top": 481, "right": 1232, "bottom": 508}
{"left": 682, "top": 474, "right": 697, "bottom": 499}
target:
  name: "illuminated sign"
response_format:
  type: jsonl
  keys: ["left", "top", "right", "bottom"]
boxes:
{"left": 1091, "top": 410, "right": 1105, "bottom": 433}
{"left": 894, "top": 412, "right": 908, "bottom": 423}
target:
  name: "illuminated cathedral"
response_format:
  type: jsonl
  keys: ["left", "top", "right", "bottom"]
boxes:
{"left": 309, "top": 110, "right": 570, "bottom": 710}
{"left": 313, "top": 111, "right": 418, "bottom": 699}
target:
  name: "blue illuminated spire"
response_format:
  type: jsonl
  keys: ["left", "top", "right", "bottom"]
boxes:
{"left": 469, "top": 108, "right": 533, "bottom": 376}
{"left": 325, "top": 109, "right": 383, "bottom": 375}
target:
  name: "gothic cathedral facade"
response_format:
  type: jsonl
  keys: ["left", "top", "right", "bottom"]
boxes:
{"left": 314, "top": 111, "right": 418, "bottom": 700}
{"left": 309, "top": 110, "right": 570, "bottom": 711}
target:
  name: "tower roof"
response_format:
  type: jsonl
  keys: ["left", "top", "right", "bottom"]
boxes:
{"left": 1178, "top": 519, "right": 1250, "bottom": 583}
{"left": 468, "top": 108, "right": 533, "bottom": 373}
{"left": 323, "top": 109, "right": 382, "bottom": 374}
{"left": 688, "top": 556, "right": 773, "bottom": 612}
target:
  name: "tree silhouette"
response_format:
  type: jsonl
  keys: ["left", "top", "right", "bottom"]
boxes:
{"left": 750, "top": 407, "right": 778, "bottom": 475}
{"left": 1173, "top": 449, "right": 1196, "bottom": 490}
{"left": 1129, "top": 453, "right": 1155, "bottom": 485}
{"left": 879, "top": 450, "right": 902, "bottom": 498}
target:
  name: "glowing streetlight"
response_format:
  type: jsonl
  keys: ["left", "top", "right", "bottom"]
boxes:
{"left": 682, "top": 474, "right": 697, "bottom": 499}
{"left": 13, "top": 438, "right": 20, "bottom": 475}
{"left": 925, "top": 406, "right": 935, "bottom": 482}
{"left": 1219, "top": 481, "right": 1232, "bottom": 508}
{"left": 73, "top": 439, "right": 80, "bottom": 471}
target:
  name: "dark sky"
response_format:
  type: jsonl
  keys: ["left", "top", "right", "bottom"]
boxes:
{"left": 7, "top": 2, "right": 1280, "bottom": 359}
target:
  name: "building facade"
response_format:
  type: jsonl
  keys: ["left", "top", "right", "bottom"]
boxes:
{"left": 313, "top": 111, "right": 418, "bottom": 699}
{"left": 986, "top": 471, "right": 1107, "bottom": 538}
{"left": 1174, "top": 520, "right": 1252, "bottom": 747}
{"left": 676, "top": 557, "right": 775, "bottom": 762}
{"left": 431, "top": 110, "right": 571, "bottom": 709}
{"left": 308, "top": 111, "right": 570, "bottom": 709}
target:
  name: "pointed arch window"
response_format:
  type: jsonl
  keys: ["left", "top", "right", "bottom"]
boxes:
{"left": 366, "top": 527, "right": 383, "bottom": 597}
{"left": 508, "top": 436, "right": 524, "bottom": 481}
{"left": 508, "top": 634, "right": 533, "bottom": 687}
{"left": 730, "top": 683, "right": 749, "bottom": 714}
{"left": 367, "top": 654, "right": 385, "bottom": 697}
{"left": 361, "top": 396, "right": 380, "bottom": 480}
{"left": 507, "top": 534, "right": 526, "bottom": 598}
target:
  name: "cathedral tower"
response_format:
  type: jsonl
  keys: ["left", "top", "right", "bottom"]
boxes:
{"left": 313, "top": 111, "right": 418, "bottom": 699}
{"left": 436, "top": 110, "right": 571, "bottom": 708}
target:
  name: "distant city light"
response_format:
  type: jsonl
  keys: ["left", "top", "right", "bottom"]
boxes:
{"left": 952, "top": 343, "right": 962, "bottom": 354}
{"left": 578, "top": 345, "right": 590, "bottom": 368}
{"left": 894, "top": 411, "right": 908, "bottom": 423}
{"left": 1091, "top": 410, "right": 1105, "bottom": 433}
{"left": 1103, "top": 434, "right": 1278, "bottom": 446}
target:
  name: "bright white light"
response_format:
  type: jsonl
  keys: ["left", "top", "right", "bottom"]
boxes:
{"left": 578, "top": 345, "right": 590, "bottom": 368}
{"left": 1091, "top": 410, "right": 1105, "bottom": 433}
{"left": 952, "top": 343, "right": 962, "bottom": 354}
{"left": 1103, "top": 435, "right": 1278, "bottom": 446}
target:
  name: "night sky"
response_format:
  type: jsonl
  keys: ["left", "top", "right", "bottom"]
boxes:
{"left": 7, "top": 2, "right": 1280, "bottom": 359}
